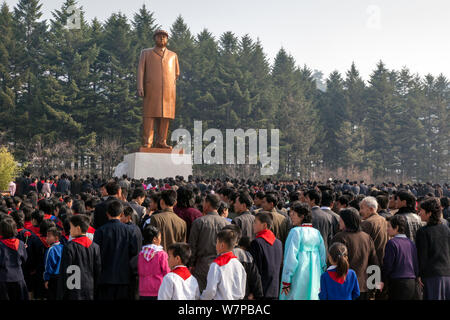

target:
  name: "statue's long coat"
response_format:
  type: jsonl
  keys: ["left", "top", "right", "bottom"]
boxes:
{"left": 137, "top": 47, "right": 180, "bottom": 119}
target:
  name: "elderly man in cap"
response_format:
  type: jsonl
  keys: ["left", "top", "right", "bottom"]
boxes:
{"left": 137, "top": 29, "right": 180, "bottom": 149}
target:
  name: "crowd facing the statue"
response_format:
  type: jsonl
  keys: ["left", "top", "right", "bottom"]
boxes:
{"left": 0, "top": 173, "right": 449, "bottom": 300}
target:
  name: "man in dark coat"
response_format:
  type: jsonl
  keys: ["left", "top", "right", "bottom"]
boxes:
{"left": 394, "top": 190, "right": 423, "bottom": 243}
{"left": 93, "top": 181, "right": 122, "bottom": 229}
{"left": 93, "top": 200, "right": 138, "bottom": 300}
{"left": 56, "top": 174, "right": 70, "bottom": 194}
{"left": 232, "top": 191, "right": 256, "bottom": 241}
{"left": 57, "top": 215, "right": 101, "bottom": 300}
{"left": 305, "top": 189, "right": 333, "bottom": 250}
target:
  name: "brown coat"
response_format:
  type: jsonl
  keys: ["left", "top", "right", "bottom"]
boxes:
{"left": 332, "top": 231, "right": 379, "bottom": 292}
{"left": 361, "top": 213, "right": 388, "bottom": 266}
{"left": 149, "top": 208, "right": 186, "bottom": 251}
{"left": 137, "top": 47, "right": 180, "bottom": 119}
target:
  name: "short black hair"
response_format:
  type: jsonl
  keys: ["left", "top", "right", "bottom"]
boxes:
{"left": 46, "top": 227, "right": 61, "bottom": 239}
{"left": 105, "top": 181, "right": 121, "bottom": 196}
{"left": 290, "top": 201, "right": 312, "bottom": 223}
{"left": 72, "top": 200, "right": 86, "bottom": 215}
{"left": 132, "top": 188, "right": 146, "bottom": 199}
{"left": 38, "top": 199, "right": 54, "bottom": 215}
{"left": 69, "top": 214, "right": 90, "bottom": 233}
{"left": 255, "top": 211, "right": 273, "bottom": 229}
{"left": 216, "top": 228, "right": 238, "bottom": 250}
{"left": 237, "top": 191, "right": 253, "bottom": 208}
{"left": 395, "top": 190, "right": 416, "bottom": 210}
{"left": 123, "top": 205, "right": 134, "bottom": 218}
{"left": 40, "top": 219, "right": 56, "bottom": 236}
{"left": 263, "top": 192, "right": 278, "bottom": 206}
{"left": 161, "top": 189, "right": 177, "bottom": 207}
{"left": 339, "top": 207, "right": 361, "bottom": 232}
{"left": 320, "top": 190, "right": 335, "bottom": 207}
{"left": 387, "top": 215, "right": 407, "bottom": 234}
{"left": 142, "top": 225, "right": 160, "bottom": 245}
{"left": 0, "top": 217, "right": 17, "bottom": 238}
{"left": 107, "top": 200, "right": 123, "bottom": 217}
{"left": 205, "top": 193, "right": 221, "bottom": 210}
{"left": 167, "top": 242, "right": 191, "bottom": 265}
{"left": 376, "top": 195, "right": 388, "bottom": 210}
{"left": 221, "top": 224, "right": 242, "bottom": 246}
{"left": 305, "top": 189, "right": 321, "bottom": 206}
{"left": 10, "top": 210, "right": 25, "bottom": 228}
{"left": 337, "top": 195, "right": 350, "bottom": 206}
{"left": 31, "top": 210, "right": 45, "bottom": 225}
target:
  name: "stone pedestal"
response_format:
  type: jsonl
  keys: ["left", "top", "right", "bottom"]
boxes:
{"left": 113, "top": 149, "right": 192, "bottom": 179}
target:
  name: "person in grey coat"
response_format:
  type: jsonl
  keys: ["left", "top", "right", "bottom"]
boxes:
{"left": 188, "top": 193, "right": 230, "bottom": 291}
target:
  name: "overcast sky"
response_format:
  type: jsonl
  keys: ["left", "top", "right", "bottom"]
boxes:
{"left": 4, "top": 0, "right": 450, "bottom": 81}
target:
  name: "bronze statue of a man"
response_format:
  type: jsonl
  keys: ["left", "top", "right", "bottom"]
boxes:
{"left": 137, "top": 29, "right": 180, "bottom": 149}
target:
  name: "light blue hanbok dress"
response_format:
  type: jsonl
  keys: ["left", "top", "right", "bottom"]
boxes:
{"left": 279, "top": 223, "right": 327, "bottom": 300}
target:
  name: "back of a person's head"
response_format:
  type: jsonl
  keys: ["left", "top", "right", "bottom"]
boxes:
{"left": 255, "top": 211, "right": 273, "bottom": 229}
{"left": 216, "top": 228, "right": 238, "bottom": 250}
{"left": 176, "top": 186, "right": 195, "bottom": 208}
{"left": 10, "top": 210, "right": 25, "bottom": 228}
{"left": 72, "top": 200, "right": 86, "bottom": 215}
{"left": 39, "top": 219, "right": 56, "bottom": 236}
{"left": 396, "top": 190, "right": 416, "bottom": 210}
{"left": 339, "top": 207, "right": 361, "bottom": 232}
{"left": 205, "top": 193, "right": 221, "bottom": 210}
{"left": 305, "top": 189, "right": 321, "bottom": 205}
{"left": 290, "top": 201, "right": 312, "bottom": 223}
{"left": 320, "top": 189, "right": 335, "bottom": 207}
{"left": 328, "top": 242, "right": 349, "bottom": 279}
{"left": 38, "top": 198, "right": 53, "bottom": 215}
{"left": 387, "top": 214, "right": 407, "bottom": 234}
{"left": 69, "top": 214, "right": 90, "bottom": 233}
{"left": 142, "top": 225, "right": 160, "bottom": 245}
{"left": 132, "top": 187, "right": 146, "bottom": 200}
{"left": 105, "top": 181, "right": 120, "bottom": 196}
{"left": 107, "top": 200, "right": 123, "bottom": 218}
{"left": 168, "top": 242, "right": 191, "bottom": 265}
{"left": 376, "top": 195, "right": 389, "bottom": 210}
{"left": 161, "top": 189, "right": 177, "bottom": 207}
{"left": 0, "top": 217, "right": 17, "bottom": 238}
{"left": 221, "top": 224, "right": 242, "bottom": 246}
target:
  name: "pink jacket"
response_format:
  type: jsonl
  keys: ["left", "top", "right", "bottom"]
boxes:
{"left": 138, "top": 245, "right": 171, "bottom": 296}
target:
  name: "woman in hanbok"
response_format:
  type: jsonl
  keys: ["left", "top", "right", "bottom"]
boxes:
{"left": 280, "top": 201, "right": 326, "bottom": 300}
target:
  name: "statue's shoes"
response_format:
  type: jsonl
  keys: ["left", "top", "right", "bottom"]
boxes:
{"left": 156, "top": 142, "right": 172, "bottom": 149}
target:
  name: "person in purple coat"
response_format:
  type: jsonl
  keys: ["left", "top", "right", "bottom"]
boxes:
{"left": 380, "top": 215, "right": 420, "bottom": 300}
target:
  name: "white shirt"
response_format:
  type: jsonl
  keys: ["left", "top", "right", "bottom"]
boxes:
{"left": 158, "top": 266, "right": 200, "bottom": 300}
{"left": 200, "top": 252, "right": 246, "bottom": 300}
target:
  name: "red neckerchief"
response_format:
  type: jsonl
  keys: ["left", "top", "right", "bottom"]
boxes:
{"left": 0, "top": 237, "right": 20, "bottom": 251}
{"left": 171, "top": 266, "right": 191, "bottom": 280}
{"left": 30, "top": 226, "right": 40, "bottom": 237}
{"left": 43, "top": 214, "right": 53, "bottom": 220}
{"left": 256, "top": 229, "right": 276, "bottom": 246}
{"left": 72, "top": 236, "right": 92, "bottom": 248}
{"left": 24, "top": 221, "right": 33, "bottom": 230}
{"left": 17, "top": 228, "right": 24, "bottom": 232}
{"left": 39, "top": 236, "right": 50, "bottom": 248}
{"left": 213, "top": 251, "right": 237, "bottom": 267}
{"left": 87, "top": 226, "right": 95, "bottom": 234}
{"left": 327, "top": 269, "right": 346, "bottom": 284}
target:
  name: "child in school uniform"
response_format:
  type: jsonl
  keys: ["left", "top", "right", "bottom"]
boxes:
{"left": 43, "top": 227, "right": 63, "bottom": 300}
{"left": 138, "top": 225, "right": 170, "bottom": 300}
{"left": 158, "top": 243, "right": 200, "bottom": 300}
{"left": 249, "top": 211, "right": 283, "bottom": 299}
{"left": 319, "top": 242, "right": 360, "bottom": 300}
{"left": 200, "top": 229, "right": 247, "bottom": 300}
{"left": 58, "top": 214, "right": 101, "bottom": 300}
{"left": 0, "top": 216, "right": 28, "bottom": 300}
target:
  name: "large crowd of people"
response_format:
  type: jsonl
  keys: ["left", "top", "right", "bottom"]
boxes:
{"left": 0, "top": 173, "right": 449, "bottom": 300}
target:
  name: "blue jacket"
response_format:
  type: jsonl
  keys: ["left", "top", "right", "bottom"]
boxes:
{"left": 319, "top": 266, "right": 360, "bottom": 300}
{"left": 44, "top": 242, "right": 63, "bottom": 281}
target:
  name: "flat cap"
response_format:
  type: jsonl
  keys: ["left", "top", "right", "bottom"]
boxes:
{"left": 153, "top": 29, "right": 169, "bottom": 38}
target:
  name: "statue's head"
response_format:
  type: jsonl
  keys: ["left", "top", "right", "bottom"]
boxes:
{"left": 154, "top": 29, "right": 169, "bottom": 48}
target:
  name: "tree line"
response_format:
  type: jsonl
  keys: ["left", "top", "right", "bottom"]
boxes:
{"left": 0, "top": 0, "right": 448, "bottom": 183}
